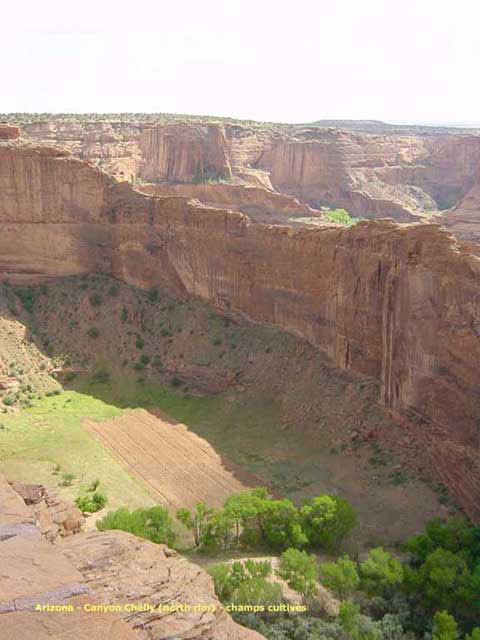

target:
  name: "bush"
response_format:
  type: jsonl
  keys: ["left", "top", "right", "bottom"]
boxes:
{"left": 319, "top": 555, "right": 360, "bottom": 599}
{"left": 359, "top": 548, "right": 404, "bottom": 597}
{"left": 276, "top": 548, "right": 319, "bottom": 604}
{"left": 301, "top": 495, "right": 357, "bottom": 552}
{"left": 14, "top": 287, "right": 36, "bottom": 313}
{"left": 87, "top": 327, "right": 100, "bottom": 339}
{"left": 108, "top": 285, "right": 119, "bottom": 296}
{"left": 60, "top": 472, "right": 75, "bottom": 486}
{"left": 139, "top": 354, "right": 150, "bottom": 365}
{"left": 135, "top": 337, "right": 145, "bottom": 349}
{"left": 120, "top": 307, "right": 128, "bottom": 322}
{"left": 97, "top": 506, "right": 176, "bottom": 546}
{"left": 89, "top": 294, "right": 102, "bottom": 306}
{"left": 147, "top": 288, "right": 159, "bottom": 303}
{"left": 171, "top": 376, "right": 182, "bottom": 387}
{"left": 75, "top": 492, "right": 107, "bottom": 513}
{"left": 87, "top": 478, "right": 100, "bottom": 492}
{"left": 3, "top": 395, "right": 15, "bottom": 406}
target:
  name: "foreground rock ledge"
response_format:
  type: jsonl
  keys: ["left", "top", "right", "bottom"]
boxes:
{"left": 0, "top": 473, "right": 263, "bottom": 639}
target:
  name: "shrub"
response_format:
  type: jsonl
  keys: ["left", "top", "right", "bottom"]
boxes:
{"left": 87, "top": 478, "right": 100, "bottom": 492}
{"left": 14, "top": 287, "right": 36, "bottom": 313}
{"left": 97, "top": 506, "right": 175, "bottom": 546}
{"left": 139, "top": 354, "right": 150, "bottom": 365}
{"left": 60, "top": 472, "right": 75, "bottom": 486}
{"left": 319, "top": 555, "right": 360, "bottom": 599}
{"left": 75, "top": 492, "right": 107, "bottom": 513}
{"left": 3, "top": 395, "right": 15, "bottom": 406}
{"left": 108, "top": 285, "right": 119, "bottom": 296}
{"left": 147, "top": 288, "right": 159, "bottom": 303}
{"left": 89, "top": 294, "right": 102, "bottom": 306}
{"left": 171, "top": 376, "right": 182, "bottom": 387}
{"left": 359, "top": 548, "right": 404, "bottom": 597}
{"left": 87, "top": 327, "right": 100, "bottom": 338}
{"left": 135, "top": 337, "right": 145, "bottom": 349}
{"left": 120, "top": 307, "right": 128, "bottom": 322}
{"left": 276, "top": 548, "right": 319, "bottom": 604}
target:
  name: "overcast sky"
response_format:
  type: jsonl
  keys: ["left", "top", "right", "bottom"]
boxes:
{"left": 1, "top": 0, "right": 479, "bottom": 124}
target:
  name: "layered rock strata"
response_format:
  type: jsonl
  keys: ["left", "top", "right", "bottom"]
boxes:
{"left": 0, "top": 143, "right": 479, "bottom": 520}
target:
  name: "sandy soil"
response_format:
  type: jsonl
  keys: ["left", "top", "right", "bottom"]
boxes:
{"left": 84, "top": 408, "right": 257, "bottom": 510}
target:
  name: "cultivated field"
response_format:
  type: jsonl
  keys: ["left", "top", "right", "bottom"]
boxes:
{"left": 84, "top": 408, "right": 255, "bottom": 509}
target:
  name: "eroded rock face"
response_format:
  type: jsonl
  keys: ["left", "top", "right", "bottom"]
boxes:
{"left": 0, "top": 124, "right": 20, "bottom": 140}
{"left": 0, "top": 473, "right": 262, "bottom": 639}
{"left": 61, "top": 531, "right": 263, "bottom": 640}
{"left": 21, "top": 119, "right": 480, "bottom": 221}
{"left": 0, "top": 143, "right": 479, "bottom": 520}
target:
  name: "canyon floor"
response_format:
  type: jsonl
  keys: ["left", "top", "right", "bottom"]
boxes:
{"left": 0, "top": 276, "right": 451, "bottom": 552}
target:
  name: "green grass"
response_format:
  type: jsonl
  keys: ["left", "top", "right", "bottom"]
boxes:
{"left": 72, "top": 375, "right": 328, "bottom": 498}
{"left": 0, "top": 391, "right": 154, "bottom": 510}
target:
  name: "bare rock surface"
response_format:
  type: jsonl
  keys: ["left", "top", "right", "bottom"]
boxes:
{"left": 61, "top": 530, "right": 263, "bottom": 640}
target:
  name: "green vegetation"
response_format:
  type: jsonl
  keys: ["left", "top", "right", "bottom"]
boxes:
{"left": 89, "top": 293, "right": 102, "bottom": 306}
{"left": 87, "top": 326, "right": 100, "bottom": 338}
{"left": 97, "top": 506, "right": 176, "bottom": 546}
{"left": 174, "top": 488, "right": 356, "bottom": 553}
{"left": 319, "top": 555, "right": 360, "bottom": 599}
{"left": 208, "top": 559, "right": 282, "bottom": 610}
{"left": 276, "top": 548, "right": 319, "bottom": 603}
{"left": 75, "top": 491, "right": 107, "bottom": 513}
{"left": 0, "top": 391, "right": 153, "bottom": 510}
{"left": 324, "top": 208, "right": 357, "bottom": 227}
{"left": 13, "top": 287, "right": 36, "bottom": 313}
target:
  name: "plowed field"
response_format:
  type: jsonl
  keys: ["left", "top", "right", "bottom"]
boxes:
{"left": 84, "top": 409, "right": 255, "bottom": 509}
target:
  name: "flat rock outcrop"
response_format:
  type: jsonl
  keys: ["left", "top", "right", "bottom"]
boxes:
{"left": 0, "top": 143, "right": 480, "bottom": 520}
{"left": 62, "top": 530, "right": 263, "bottom": 639}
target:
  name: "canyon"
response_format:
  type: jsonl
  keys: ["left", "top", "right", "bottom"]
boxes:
{"left": 0, "top": 130, "right": 479, "bottom": 521}
{"left": 16, "top": 116, "right": 480, "bottom": 224}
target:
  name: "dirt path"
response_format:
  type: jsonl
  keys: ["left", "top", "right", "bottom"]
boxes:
{"left": 84, "top": 409, "right": 256, "bottom": 509}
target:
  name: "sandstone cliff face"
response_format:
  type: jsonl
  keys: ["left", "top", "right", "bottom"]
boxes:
{"left": 0, "top": 473, "right": 262, "bottom": 639}
{"left": 1, "top": 143, "right": 480, "bottom": 518}
{"left": 21, "top": 119, "right": 480, "bottom": 224}
{"left": 138, "top": 181, "right": 326, "bottom": 224}
{"left": 0, "top": 124, "right": 20, "bottom": 140}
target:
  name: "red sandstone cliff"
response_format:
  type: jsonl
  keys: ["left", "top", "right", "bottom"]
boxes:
{"left": 20, "top": 119, "right": 480, "bottom": 224}
{"left": 0, "top": 142, "right": 479, "bottom": 520}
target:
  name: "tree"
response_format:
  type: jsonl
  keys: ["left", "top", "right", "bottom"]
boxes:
{"left": 432, "top": 611, "right": 458, "bottom": 640}
{"left": 359, "top": 547, "right": 403, "bottom": 597}
{"left": 276, "top": 548, "right": 318, "bottom": 604}
{"left": 261, "top": 498, "right": 308, "bottom": 551}
{"left": 301, "top": 495, "right": 356, "bottom": 552}
{"left": 224, "top": 489, "right": 266, "bottom": 546}
{"left": 176, "top": 502, "right": 214, "bottom": 547}
{"left": 206, "top": 509, "right": 236, "bottom": 551}
{"left": 319, "top": 555, "right": 360, "bottom": 600}
{"left": 408, "top": 548, "right": 470, "bottom": 612}
{"left": 465, "top": 629, "right": 480, "bottom": 640}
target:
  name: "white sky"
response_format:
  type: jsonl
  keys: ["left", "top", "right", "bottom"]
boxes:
{"left": 1, "top": 0, "right": 479, "bottom": 124}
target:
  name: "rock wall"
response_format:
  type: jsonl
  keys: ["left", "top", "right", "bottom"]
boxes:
{"left": 0, "top": 143, "right": 479, "bottom": 520}
{"left": 20, "top": 119, "right": 480, "bottom": 222}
